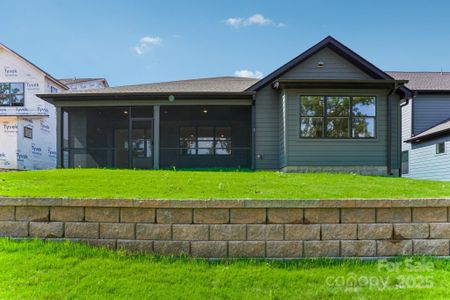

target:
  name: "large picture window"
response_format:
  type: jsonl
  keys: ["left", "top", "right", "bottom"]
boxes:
{"left": 179, "top": 126, "right": 232, "bottom": 155}
{"left": 0, "top": 82, "right": 25, "bottom": 106}
{"left": 300, "top": 95, "right": 376, "bottom": 138}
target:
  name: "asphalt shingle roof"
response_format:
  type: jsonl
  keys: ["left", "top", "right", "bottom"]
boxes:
{"left": 59, "top": 78, "right": 107, "bottom": 85}
{"left": 387, "top": 71, "right": 450, "bottom": 91}
{"left": 59, "top": 76, "right": 258, "bottom": 94}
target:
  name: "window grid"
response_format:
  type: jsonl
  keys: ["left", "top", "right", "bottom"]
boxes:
{"left": 0, "top": 82, "right": 25, "bottom": 107}
{"left": 300, "top": 95, "right": 376, "bottom": 139}
{"left": 179, "top": 126, "right": 232, "bottom": 156}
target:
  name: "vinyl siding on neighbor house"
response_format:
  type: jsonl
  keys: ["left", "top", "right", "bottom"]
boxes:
{"left": 406, "top": 136, "right": 450, "bottom": 180}
{"left": 401, "top": 100, "right": 412, "bottom": 152}
{"left": 413, "top": 95, "right": 450, "bottom": 135}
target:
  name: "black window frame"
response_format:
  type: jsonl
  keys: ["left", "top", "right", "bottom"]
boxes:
{"left": 24, "top": 126, "right": 33, "bottom": 139}
{"left": 299, "top": 95, "right": 377, "bottom": 139}
{"left": 179, "top": 126, "right": 232, "bottom": 156}
{"left": 436, "top": 142, "right": 446, "bottom": 154}
{"left": 0, "top": 82, "right": 25, "bottom": 107}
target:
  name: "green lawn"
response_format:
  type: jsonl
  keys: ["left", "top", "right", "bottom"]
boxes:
{"left": 0, "top": 239, "right": 449, "bottom": 299}
{"left": 0, "top": 169, "right": 450, "bottom": 199}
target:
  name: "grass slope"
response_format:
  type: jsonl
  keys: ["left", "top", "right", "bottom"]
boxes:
{"left": 0, "top": 239, "right": 449, "bottom": 299}
{"left": 1, "top": 169, "right": 450, "bottom": 200}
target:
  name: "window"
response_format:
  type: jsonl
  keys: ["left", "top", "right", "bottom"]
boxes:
{"left": 24, "top": 126, "right": 33, "bottom": 139}
{"left": 179, "top": 126, "right": 232, "bottom": 155}
{"left": 0, "top": 82, "right": 25, "bottom": 106}
{"left": 401, "top": 150, "right": 409, "bottom": 174}
{"left": 300, "top": 95, "right": 376, "bottom": 138}
{"left": 436, "top": 142, "right": 446, "bottom": 154}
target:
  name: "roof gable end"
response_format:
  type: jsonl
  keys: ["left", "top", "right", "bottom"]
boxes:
{"left": 0, "top": 43, "right": 68, "bottom": 90}
{"left": 247, "top": 36, "right": 395, "bottom": 91}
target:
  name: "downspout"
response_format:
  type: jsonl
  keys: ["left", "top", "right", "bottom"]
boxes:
{"left": 386, "top": 85, "right": 397, "bottom": 176}
{"left": 251, "top": 93, "right": 256, "bottom": 170}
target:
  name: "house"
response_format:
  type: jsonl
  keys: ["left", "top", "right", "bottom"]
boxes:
{"left": 0, "top": 43, "right": 69, "bottom": 170}
{"left": 388, "top": 72, "right": 450, "bottom": 180}
{"left": 59, "top": 78, "right": 109, "bottom": 91}
{"left": 37, "top": 36, "right": 411, "bottom": 174}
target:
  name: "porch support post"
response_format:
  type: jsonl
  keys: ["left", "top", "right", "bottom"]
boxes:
{"left": 55, "top": 106, "right": 62, "bottom": 168}
{"left": 251, "top": 101, "right": 256, "bottom": 170}
{"left": 153, "top": 105, "right": 160, "bottom": 169}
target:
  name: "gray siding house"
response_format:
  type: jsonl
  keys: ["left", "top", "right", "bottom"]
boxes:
{"left": 389, "top": 72, "right": 450, "bottom": 180}
{"left": 38, "top": 36, "right": 410, "bottom": 175}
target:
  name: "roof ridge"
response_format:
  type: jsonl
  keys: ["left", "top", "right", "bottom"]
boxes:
{"left": 103, "top": 76, "right": 258, "bottom": 89}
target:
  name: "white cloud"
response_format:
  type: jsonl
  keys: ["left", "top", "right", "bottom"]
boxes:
{"left": 133, "top": 36, "right": 162, "bottom": 55}
{"left": 225, "top": 17, "right": 243, "bottom": 28}
{"left": 225, "top": 14, "right": 285, "bottom": 28}
{"left": 246, "top": 14, "right": 272, "bottom": 26}
{"left": 234, "top": 69, "right": 263, "bottom": 79}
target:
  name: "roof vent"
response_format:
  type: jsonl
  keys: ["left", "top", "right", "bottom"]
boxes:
{"left": 317, "top": 61, "right": 324, "bottom": 67}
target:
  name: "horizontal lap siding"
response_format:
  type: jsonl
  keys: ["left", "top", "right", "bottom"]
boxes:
{"left": 402, "top": 101, "right": 412, "bottom": 152}
{"left": 255, "top": 86, "right": 280, "bottom": 169}
{"left": 414, "top": 95, "right": 450, "bottom": 135}
{"left": 285, "top": 89, "right": 389, "bottom": 166}
{"left": 280, "top": 48, "right": 372, "bottom": 80}
{"left": 409, "top": 137, "right": 450, "bottom": 180}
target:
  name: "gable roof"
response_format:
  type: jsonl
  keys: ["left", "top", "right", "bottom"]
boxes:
{"left": 387, "top": 71, "right": 450, "bottom": 91}
{"left": 59, "top": 78, "right": 109, "bottom": 87}
{"left": 55, "top": 76, "right": 257, "bottom": 95}
{"left": 246, "top": 36, "right": 405, "bottom": 92}
{"left": 406, "top": 118, "right": 450, "bottom": 143}
{"left": 0, "top": 43, "right": 69, "bottom": 90}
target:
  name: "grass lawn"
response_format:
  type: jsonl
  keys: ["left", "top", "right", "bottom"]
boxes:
{"left": 0, "top": 239, "right": 449, "bottom": 299}
{"left": 0, "top": 169, "right": 450, "bottom": 200}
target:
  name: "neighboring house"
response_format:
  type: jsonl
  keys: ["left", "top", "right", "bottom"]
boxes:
{"left": 0, "top": 43, "right": 68, "bottom": 170}
{"left": 388, "top": 72, "right": 450, "bottom": 180}
{"left": 38, "top": 36, "right": 411, "bottom": 174}
{"left": 59, "top": 78, "right": 109, "bottom": 91}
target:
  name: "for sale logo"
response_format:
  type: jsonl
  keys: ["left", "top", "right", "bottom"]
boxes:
{"left": 2, "top": 121, "right": 18, "bottom": 133}
{"left": 4, "top": 66, "right": 18, "bottom": 77}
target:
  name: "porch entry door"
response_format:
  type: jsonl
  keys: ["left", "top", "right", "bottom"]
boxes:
{"left": 130, "top": 118, "right": 153, "bottom": 169}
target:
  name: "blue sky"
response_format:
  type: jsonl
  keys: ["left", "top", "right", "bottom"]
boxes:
{"left": 2, "top": 0, "right": 450, "bottom": 86}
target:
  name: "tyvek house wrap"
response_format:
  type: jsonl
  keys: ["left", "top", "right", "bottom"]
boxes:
{"left": 0, "top": 45, "right": 59, "bottom": 170}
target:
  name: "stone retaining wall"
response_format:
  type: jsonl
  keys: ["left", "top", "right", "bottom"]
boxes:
{"left": 1, "top": 198, "right": 450, "bottom": 258}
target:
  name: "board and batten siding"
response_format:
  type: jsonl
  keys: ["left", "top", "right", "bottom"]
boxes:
{"left": 413, "top": 95, "right": 450, "bottom": 135}
{"left": 407, "top": 136, "right": 450, "bottom": 181}
{"left": 255, "top": 85, "right": 280, "bottom": 169}
{"left": 280, "top": 47, "right": 372, "bottom": 80}
{"left": 282, "top": 89, "right": 399, "bottom": 171}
